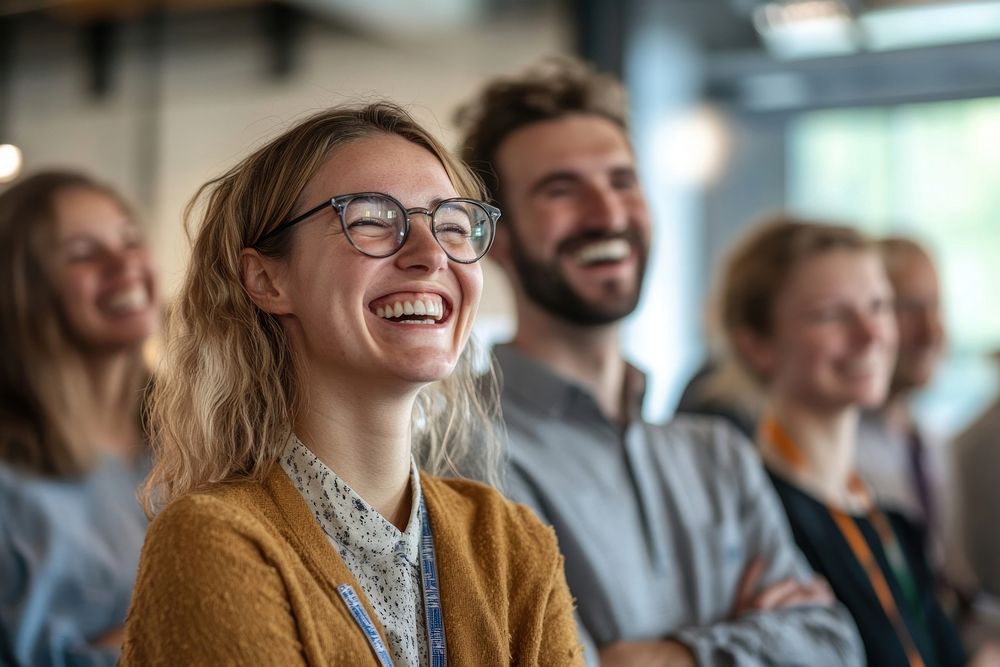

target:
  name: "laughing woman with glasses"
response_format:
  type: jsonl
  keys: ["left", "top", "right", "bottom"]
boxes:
{"left": 120, "top": 103, "right": 583, "bottom": 666}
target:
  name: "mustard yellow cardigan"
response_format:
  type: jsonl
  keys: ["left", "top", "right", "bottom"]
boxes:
{"left": 121, "top": 466, "right": 583, "bottom": 666}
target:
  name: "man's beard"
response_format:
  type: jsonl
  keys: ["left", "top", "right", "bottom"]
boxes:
{"left": 508, "top": 227, "right": 648, "bottom": 326}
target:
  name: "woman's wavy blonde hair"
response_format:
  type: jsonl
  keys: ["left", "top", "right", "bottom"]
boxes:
{"left": 144, "top": 102, "right": 501, "bottom": 515}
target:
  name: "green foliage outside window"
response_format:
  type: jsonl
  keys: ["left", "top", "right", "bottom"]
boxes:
{"left": 789, "top": 97, "right": 1000, "bottom": 354}
{"left": 788, "top": 97, "right": 1000, "bottom": 431}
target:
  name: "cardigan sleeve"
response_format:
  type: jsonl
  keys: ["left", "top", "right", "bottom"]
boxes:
{"left": 538, "top": 552, "right": 586, "bottom": 667}
{"left": 499, "top": 500, "right": 585, "bottom": 667}
{"left": 120, "top": 494, "right": 306, "bottom": 666}
{"left": 504, "top": 472, "right": 599, "bottom": 667}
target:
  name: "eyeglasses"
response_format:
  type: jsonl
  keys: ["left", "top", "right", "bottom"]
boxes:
{"left": 257, "top": 192, "right": 501, "bottom": 264}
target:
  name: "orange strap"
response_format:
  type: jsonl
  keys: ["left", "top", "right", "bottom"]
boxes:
{"left": 829, "top": 509, "right": 926, "bottom": 667}
{"left": 761, "top": 416, "right": 926, "bottom": 667}
{"left": 761, "top": 416, "right": 808, "bottom": 468}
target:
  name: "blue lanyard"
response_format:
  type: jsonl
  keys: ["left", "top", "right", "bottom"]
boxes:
{"left": 337, "top": 496, "right": 447, "bottom": 666}
{"left": 420, "top": 499, "right": 447, "bottom": 667}
{"left": 337, "top": 583, "right": 394, "bottom": 666}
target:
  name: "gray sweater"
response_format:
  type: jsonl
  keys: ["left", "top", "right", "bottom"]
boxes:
{"left": 495, "top": 345, "right": 864, "bottom": 667}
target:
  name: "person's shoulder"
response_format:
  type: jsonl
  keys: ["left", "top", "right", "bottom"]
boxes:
{"left": 423, "top": 475, "right": 559, "bottom": 558}
{"left": 0, "top": 462, "right": 70, "bottom": 531}
{"left": 955, "top": 400, "right": 1000, "bottom": 456}
{"left": 0, "top": 463, "right": 29, "bottom": 546}
{"left": 0, "top": 459, "right": 57, "bottom": 497}
{"left": 645, "top": 415, "right": 772, "bottom": 506}
{"left": 423, "top": 475, "right": 543, "bottom": 528}
{"left": 126, "top": 477, "right": 304, "bottom": 652}
{"left": 654, "top": 414, "right": 758, "bottom": 467}
{"left": 0, "top": 460, "right": 33, "bottom": 506}
{"left": 145, "top": 477, "right": 276, "bottom": 548}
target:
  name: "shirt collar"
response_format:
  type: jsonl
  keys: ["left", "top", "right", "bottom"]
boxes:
{"left": 493, "top": 343, "right": 647, "bottom": 421}
{"left": 280, "top": 436, "right": 423, "bottom": 566}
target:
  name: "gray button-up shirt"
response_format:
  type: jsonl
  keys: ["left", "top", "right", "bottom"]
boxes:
{"left": 495, "top": 345, "right": 864, "bottom": 667}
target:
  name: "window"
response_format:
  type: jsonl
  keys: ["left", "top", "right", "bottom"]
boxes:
{"left": 788, "top": 97, "right": 1000, "bottom": 434}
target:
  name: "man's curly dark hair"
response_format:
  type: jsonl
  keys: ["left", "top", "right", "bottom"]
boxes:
{"left": 453, "top": 56, "right": 630, "bottom": 210}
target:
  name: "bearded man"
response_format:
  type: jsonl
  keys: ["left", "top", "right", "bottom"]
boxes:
{"left": 455, "top": 58, "right": 864, "bottom": 667}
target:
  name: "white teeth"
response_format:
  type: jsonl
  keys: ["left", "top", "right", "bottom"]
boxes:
{"left": 373, "top": 297, "right": 445, "bottom": 322}
{"left": 104, "top": 286, "right": 149, "bottom": 314}
{"left": 574, "top": 239, "right": 631, "bottom": 265}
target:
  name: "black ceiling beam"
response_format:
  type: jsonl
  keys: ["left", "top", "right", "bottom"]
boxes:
{"left": 570, "top": 0, "right": 630, "bottom": 78}
{"left": 706, "top": 38, "right": 1000, "bottom": 112}
{"left": 83, "top": 17, "right": 117, "bottom": 98}
{"left": 260, "top": 3, "right": 303, "bottom": 80}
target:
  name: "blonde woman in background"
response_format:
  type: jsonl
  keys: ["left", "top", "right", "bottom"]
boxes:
{"left": 721, "top": 216, "right": 1000, "bottom": 667}
{"left": 121, "top": 102, "right": 582, "bottom": 666}
{"left": 0, "top": 171, "right": 158, "bottom": 666}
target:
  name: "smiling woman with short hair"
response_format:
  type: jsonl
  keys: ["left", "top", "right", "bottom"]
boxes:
{"left": 120, "top": 103, "right": 582, "bottom": 666}
{"left": 722, "top": 215, "right": 972, "bottom": 667}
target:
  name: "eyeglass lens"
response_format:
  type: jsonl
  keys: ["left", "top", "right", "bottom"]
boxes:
{"left": 341, "top": 195, "right": 492, "bottom": 262}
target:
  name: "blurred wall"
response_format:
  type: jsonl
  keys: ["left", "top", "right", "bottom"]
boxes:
{"left": 4, "top": 6, "right": 571, "bottom": 322}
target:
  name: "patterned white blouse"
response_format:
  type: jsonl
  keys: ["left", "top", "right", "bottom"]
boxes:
{"left": 280, "top": 437, "right": 428, "bottom": 666}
